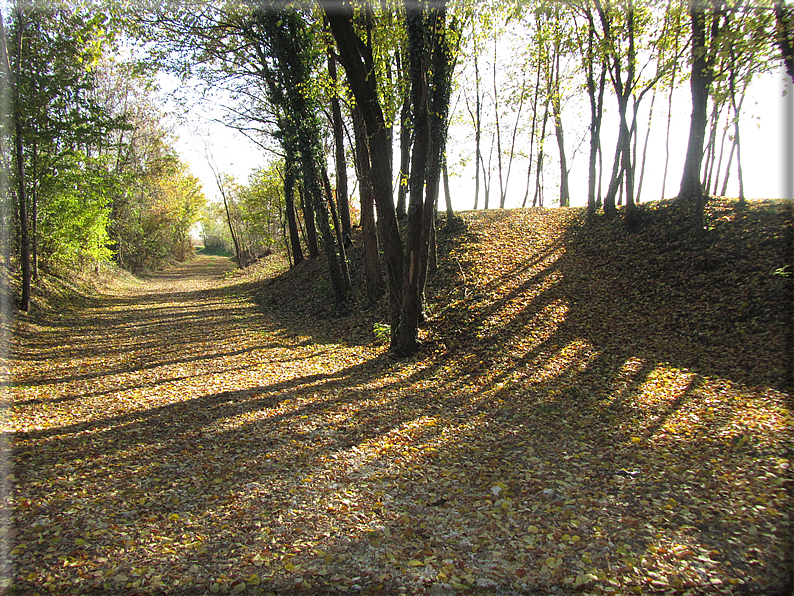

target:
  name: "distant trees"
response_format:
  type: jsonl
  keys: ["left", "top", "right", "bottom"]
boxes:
{"left": 450, "top": 0, "right": 780, "bottom": 229}
{"left": 0, "top": 3, "right": 207, "bottom": 310}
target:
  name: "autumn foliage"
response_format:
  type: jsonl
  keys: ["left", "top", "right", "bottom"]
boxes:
{"left": 6, "top": 198, "right": 792, "bottom": 594}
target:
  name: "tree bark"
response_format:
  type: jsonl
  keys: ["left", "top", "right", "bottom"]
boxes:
{"left": 283, "top": 158, "right": 303, "bottom": 266}
{"left": 4, "top": 8, "right": 30, "bottom": 310}
{"left": 352, "top": 106, "right": 383, "bottom": 305}
{"left": 473, "top": 47, "right": 481, "bottom": 209}
{"left": 298, "top": 183, "right": 319, "bottom": 259}
{"left": 396, "top": 76, "right": 411, "bottom": 220}
{"left": 442, "top": 153, "right": 453, "bottom": 219}
{"left": 322, "top": 168, "right": 351, "bottom": 292}
{"left": 550, "top": 52, "right": 570, "bottom": 208}
{"left": 397, "top": 5, "right": 430, "bottom": 356}
{"left": 327, "top": 49, "right": 352, "bottom": 246}
{"left": 679, "top": 2, "right": 717, "bottom": 233}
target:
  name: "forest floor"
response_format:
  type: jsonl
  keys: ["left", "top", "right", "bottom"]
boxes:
{"left": 4, "top": 197, "right": 793, "bottom": 595}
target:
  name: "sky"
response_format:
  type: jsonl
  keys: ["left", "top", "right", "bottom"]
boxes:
{"left": 163, "top": 64, "right": 791, "bottom": 216}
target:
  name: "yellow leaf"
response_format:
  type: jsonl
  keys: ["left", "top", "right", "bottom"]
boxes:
{"left": 284, "top": 562, "right": 295, "bottom": 572}
{"left": 631, "top": 437, "right": 642, "bottom": 443}
{"left": 407, "top": 559, "right": 423, "bottom": 567}
{"left": 169, "top": 513, "right": 180, "bottom": 521}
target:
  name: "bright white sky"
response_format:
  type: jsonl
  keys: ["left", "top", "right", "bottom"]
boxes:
{"left": 163, "top": 64, "right": 790, "bottom": 214}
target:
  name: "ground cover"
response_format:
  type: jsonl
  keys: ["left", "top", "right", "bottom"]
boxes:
{"left": 4, "top": 198, "right": 792, "bottom": 595}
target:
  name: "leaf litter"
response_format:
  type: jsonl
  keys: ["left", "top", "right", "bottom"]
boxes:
{"left": 4, "top": 197, "right": 793, "bottom": 595}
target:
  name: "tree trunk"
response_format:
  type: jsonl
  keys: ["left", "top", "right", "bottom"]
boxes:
{"left": 635, "top": 88, "right": 656, "bottom": 204}
{"left": 728, "top": 49, "right": 745, "bottom": 205}
{"left": 298, "top": 183, "right": 319, "bottom": 259}
{"left": 483, "top": 132, "right": 493, "bottom": 209}
{"left": 442, "top": 153, "right": 453, "bottom": 219}
{"left": 283, "top": 158, "right": 303, "bottom": 266}
{"left": 322, "top": 168, "right": 351, "bottom": 292}
{"left": 31, "top": 137, "right": 38, "bottom": 279}
{"left": 326, "top": 7, "right": 405, "bottom": 343}
{"left": 396, "top": 79, "right": 411, "bottom": 220}
{"left": 583, "top": 9, "right": 606, "bottom": 217}
{"left": 5, "top": 9, "right": 30, "bottom": 311}
{"left": 661, "top": 60, "right": 677, "bottom": 201}
{"left": 352, "top": 106, "right": 383, "bottom": 305}
{"left": 327, "top": 49, "right": 352, "bottom": 246}
{"left": 534, "top": 96, "right": 550, "bottom": 208}
{"left": 550, "top": 53, "right": 569, "bottom": 208}
{"left": 473, "top": 47, "right": 481, "bottom": 209}
{"left": 521, "top": 53, "right": 542, "bottom": 209}
{"left": 397, "top": 5, "right": 430, "bottom": 356}
{"left": 679, "top": 3, "right": 715, "bottom": 233}
{"left": 493, "top": 38, "right": 505, "bottom": 209}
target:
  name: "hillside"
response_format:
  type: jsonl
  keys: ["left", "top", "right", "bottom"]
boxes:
{"left": 7, "top": 197, "right": 792, "bottom": 595}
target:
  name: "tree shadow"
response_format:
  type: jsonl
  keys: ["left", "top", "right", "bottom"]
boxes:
{"left": 7, "top": 202, "right": 792, "bottom": 594}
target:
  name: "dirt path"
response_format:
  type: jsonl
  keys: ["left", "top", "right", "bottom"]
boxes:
{"left": 10, "top": 255, "right": 263, "bottom": 430}
{"left": 5, "top": 255, "right": 385, "bottom": 593}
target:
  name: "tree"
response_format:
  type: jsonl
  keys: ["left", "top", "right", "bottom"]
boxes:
{"left": 242, "top": 6, "right": 349, "bottom": 301}
{"left": 325, "top": 34, "right": 352, "bottom": 246}
{"left": 679, "top": 0, "right": 729, "bottom": 229}
{"left": 352, "top": 105, "right": 383, "bottom": 305}
{"left": 326, "top": 0, "right": 456, "bottom": 355}
{"left": 775, "top": 0, "right": 794, "bottom": 83}
{"left": 326, "top": 2, "right": 405, "bottom": 341}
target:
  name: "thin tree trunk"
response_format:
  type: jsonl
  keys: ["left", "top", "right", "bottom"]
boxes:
{"left": 550, "top": 52, "right": 569, "bottom": 208}
{"left": 728, "top": 48, "right": 745, "bottom": 205}
{"left": 327, "top": 49, "right": 352, "bottom": 245}
{"left": 504, "top": 63, "right": 527, "bottom": 208}
{"left": 483, "top": 131, "right": 493, "bottom": 209}
{"left": 4, "top": 8, "right": 29, "bottom": 310}
{"left": 493, "top": 38, "right": 506, "bottom": 209}
{"left": 442, "top": 153, "right": 453, "bottom": 218}
{"left": 322, "top": 168, "right": 351, "bottom": 292}
{"left": 352, "top": 106, "right": 383, "bottom": 305}
{"left": 534, "top": 96, "right": 550, "bottom": 208}
{"left": 635, "top": 88, "right": 656, "bottom": 204}
{"left": 31, "top": 138, "right": 38, "bottom": 279}
{"left": 396, "top": 76, "right": 411, "bottom": 219}
{"left": 703, "top": 97, "right": 721, "bottom": 195}
{"left": 661, "top": 59, "right": 677, "bottom": 201}
{"left": 473, "top": 47, "right": 481, "bottom": 209}
{"left": 298, "top": 183, "right": 319, "bottom": 259}
{"left": 719, "top": 132, "right": 737, "bottom": 197}
{"left": 283, "top": 159, "right": 303, "bottom": 266}
{"left": 521, "top": 54, "right": 542, "bottom": 208}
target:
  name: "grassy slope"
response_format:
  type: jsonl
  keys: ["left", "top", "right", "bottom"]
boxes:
{"left": 245, "top": 196, "right": 793, "bottom": 592}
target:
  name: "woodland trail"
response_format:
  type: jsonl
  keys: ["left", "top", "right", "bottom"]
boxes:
{"left": 5, "top": 203, "right": 794, "bottom": 595}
